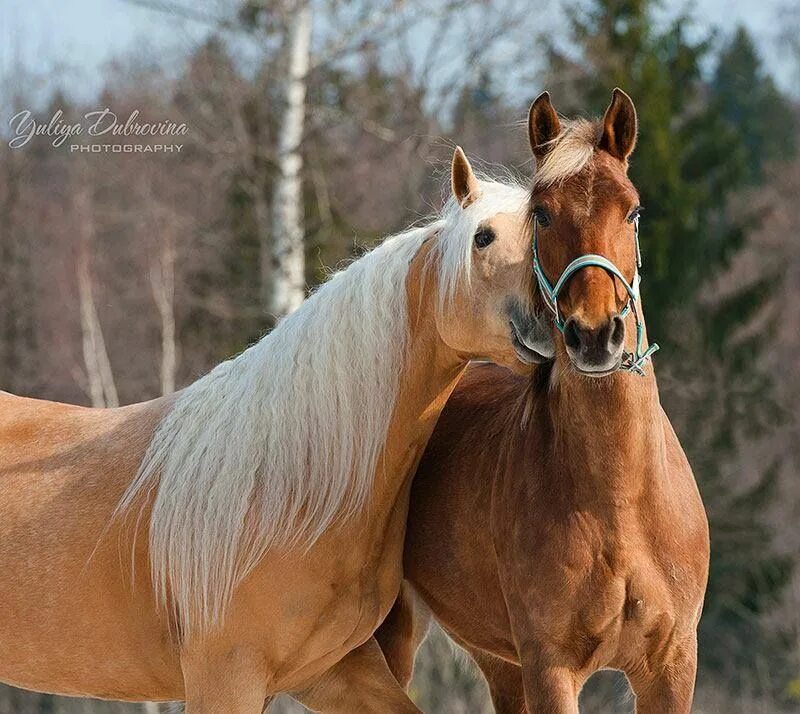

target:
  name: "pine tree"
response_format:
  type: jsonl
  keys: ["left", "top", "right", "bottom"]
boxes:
{"left": 712, "top": 26, "right": 796, "bottom": 184}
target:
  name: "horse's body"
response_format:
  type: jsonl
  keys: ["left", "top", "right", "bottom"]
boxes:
{"left": 0, "top": 151, "right": 551, "bottom": 712}
{"left": 378, "top": 361, "right": 708, "bottom": 712}
{"left": 377, "top": 92, "right": 710, "bottom": 713}
{"left": 0, "top": 314, "right": 450, "bottom": 704}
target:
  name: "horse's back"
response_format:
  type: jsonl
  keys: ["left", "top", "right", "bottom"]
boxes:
{"left": 0, "top": 390, "right": 167, "bottom": 459}
{"left": 408, "top": 362, "right": 525, "bottom": 510}
{"left": 435, "top": 361, "right": 527, "bottom": 412}
{"left": 412, "top": 362, "right": 527, "bottom": 470}
{"left": 402, "top": 363, "right": 528, "bottom": 657}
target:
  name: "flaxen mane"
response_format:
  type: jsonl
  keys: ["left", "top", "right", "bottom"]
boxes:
{"left": 116, "top": 177, "right": 527, "bottom": 633}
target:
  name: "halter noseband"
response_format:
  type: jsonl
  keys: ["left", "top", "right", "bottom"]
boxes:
{"left": 532, "top": 215, "right": 659, "bottom": 376}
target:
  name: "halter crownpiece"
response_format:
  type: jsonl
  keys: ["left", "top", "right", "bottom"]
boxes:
{"left": 532, "top": 215, "right": 659, "bottom": 376}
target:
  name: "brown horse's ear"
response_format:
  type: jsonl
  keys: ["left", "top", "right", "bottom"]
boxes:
{"left": 528, "top": 91, "right": 561, "bottom": 160}
{"left": 599, "top": 88, "right": 637, "bottom": 161}
{"left": 451, "top": 146, "right": 481, "bottom": 208}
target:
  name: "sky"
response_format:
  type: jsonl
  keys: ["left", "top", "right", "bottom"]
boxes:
{"left": 0, "top": 0, "right": 796, "bottom": 105}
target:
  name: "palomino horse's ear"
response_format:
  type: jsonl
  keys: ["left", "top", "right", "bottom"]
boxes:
{"left": 451, "top": 146, "right": 481, "bottom": 208}
{"left": 528, "top": 91, "right": 561, "bottom": 161}
{"left": 599, "top": 88, "right": 637, "bottom": 161}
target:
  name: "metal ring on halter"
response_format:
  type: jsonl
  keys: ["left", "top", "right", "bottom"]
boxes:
{"left": 532, "top": 215, "right": 658, "bottom": 375}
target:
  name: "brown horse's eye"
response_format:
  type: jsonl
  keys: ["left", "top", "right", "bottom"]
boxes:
{"left": 533, "top": 207, "right": 551, "bottom": 227}
{"left": 474, "top": 227, "right": 496, "bottom": 249}
{"left": 627, "top": 205, "right": 643, "bottom": 223}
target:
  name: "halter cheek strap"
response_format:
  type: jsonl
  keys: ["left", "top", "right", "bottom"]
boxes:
{"left": 532, "top": 216, "right": 659, "bottom": 376}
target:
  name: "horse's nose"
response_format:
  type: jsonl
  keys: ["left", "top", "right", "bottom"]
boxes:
{"left": 563, "top": 314, "right": 625, "bottom": 371}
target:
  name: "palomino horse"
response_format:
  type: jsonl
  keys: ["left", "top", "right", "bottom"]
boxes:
{"left": 0, "top": 149, "right": 552, "bottom": 712}
{"left": 376, "top": 91, "right": 710, "bottom": 713}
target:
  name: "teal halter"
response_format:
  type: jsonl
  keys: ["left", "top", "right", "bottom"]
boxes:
{"left": 532, "top": 215, "right": 659, "bottom": 376}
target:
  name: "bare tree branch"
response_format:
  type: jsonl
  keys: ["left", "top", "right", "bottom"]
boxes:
{"left": 119, "top": 0, "right": 241, "bottom": 31}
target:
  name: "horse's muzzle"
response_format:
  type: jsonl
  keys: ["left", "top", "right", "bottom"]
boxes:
{"left": 563, "top": 314, "right": 625, "bottom": 374}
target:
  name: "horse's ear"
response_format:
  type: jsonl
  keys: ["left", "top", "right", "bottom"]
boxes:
{"left": 599, "top": 88, "right": 637, "bottom": 161}
{"left": 451, "top": 146, "right": 481, "bottom": 208}
{"left": 528, "top": 91, "right": 561, "bottom": 160}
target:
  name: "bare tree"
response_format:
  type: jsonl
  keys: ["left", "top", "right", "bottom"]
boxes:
{"left": 0, "top": 143, "right": 24, "bottom": 391}
{"left": 74, "top": 184, "right": 119, "bottom": 408}
{"left": 149, "top": 217, "right": 178, "bottom": 396}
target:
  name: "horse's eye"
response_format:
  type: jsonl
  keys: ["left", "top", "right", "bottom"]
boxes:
{"left": 533, "top": 207, "right": 551, "bottom": 227}
{"left": 627, "top": 205, "right": 643, "bottom": 224}
{"left": 474, "top": 227, "right": 496, "bottom": 249}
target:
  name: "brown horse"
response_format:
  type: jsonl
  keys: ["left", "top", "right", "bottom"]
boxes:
{"left": 377, "top": 91, "right": 710, "bottom": 713}
{"left": 0, "top": 149, "right": 553, "bottom": 712}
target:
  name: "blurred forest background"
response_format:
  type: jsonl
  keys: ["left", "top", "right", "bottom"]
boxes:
{"left": 0, "top": 0, "right": 799, "bottom": 711}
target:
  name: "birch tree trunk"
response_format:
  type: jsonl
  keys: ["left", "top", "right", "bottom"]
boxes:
{"left": 265, "top": 0, "right": 312, "bottom": 320}
{"left": 75, "top": 187, "right": 119, "bottom": 408}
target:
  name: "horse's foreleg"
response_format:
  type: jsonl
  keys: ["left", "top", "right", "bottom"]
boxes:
{"left": 374, "top": 581, "right": 431, "bottom": 689}
{"left": 628, "top": 635, "right": 697, "bottom": 714}
{"left": 517, "top": 644, "right": 579, "bottom": 714}
{"left": 181, "top": 644, "right": 269, "bottom": 714}
{"left": 467, "top": 648, "right": 526, "bottom": 714}
{"left": 520, "top": 668, "right": 578, "bottom": 714}
{"left": 292, "top": 636, "right": 421, "bottom": 713}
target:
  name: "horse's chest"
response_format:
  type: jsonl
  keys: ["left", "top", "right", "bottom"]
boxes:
{"left": 509, "top": 527, "right": 684, "bottom": 672}
{"left": 576, "top": 553, "right": 692, "bottom": 676}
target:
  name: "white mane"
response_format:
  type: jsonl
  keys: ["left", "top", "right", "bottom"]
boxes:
{"left": 117, "top": 176, "right": 527, "bottom": 633}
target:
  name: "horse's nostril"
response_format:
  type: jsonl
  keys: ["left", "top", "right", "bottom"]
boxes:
{"left": 609, "top": 315, "right": 625, "bottom": 351}
{"left": 563, "top": 317, "right": 582, "bottom": 352}
{"left": 564, "top": 314, "right": 625, "bottom": 365}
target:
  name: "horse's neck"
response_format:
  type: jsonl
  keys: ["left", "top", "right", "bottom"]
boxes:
{"left": 369, "top": 244, "right": 466, "bottom": 510}
{"left": 543, "top": 363, "right": 664, "bottom": 504}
